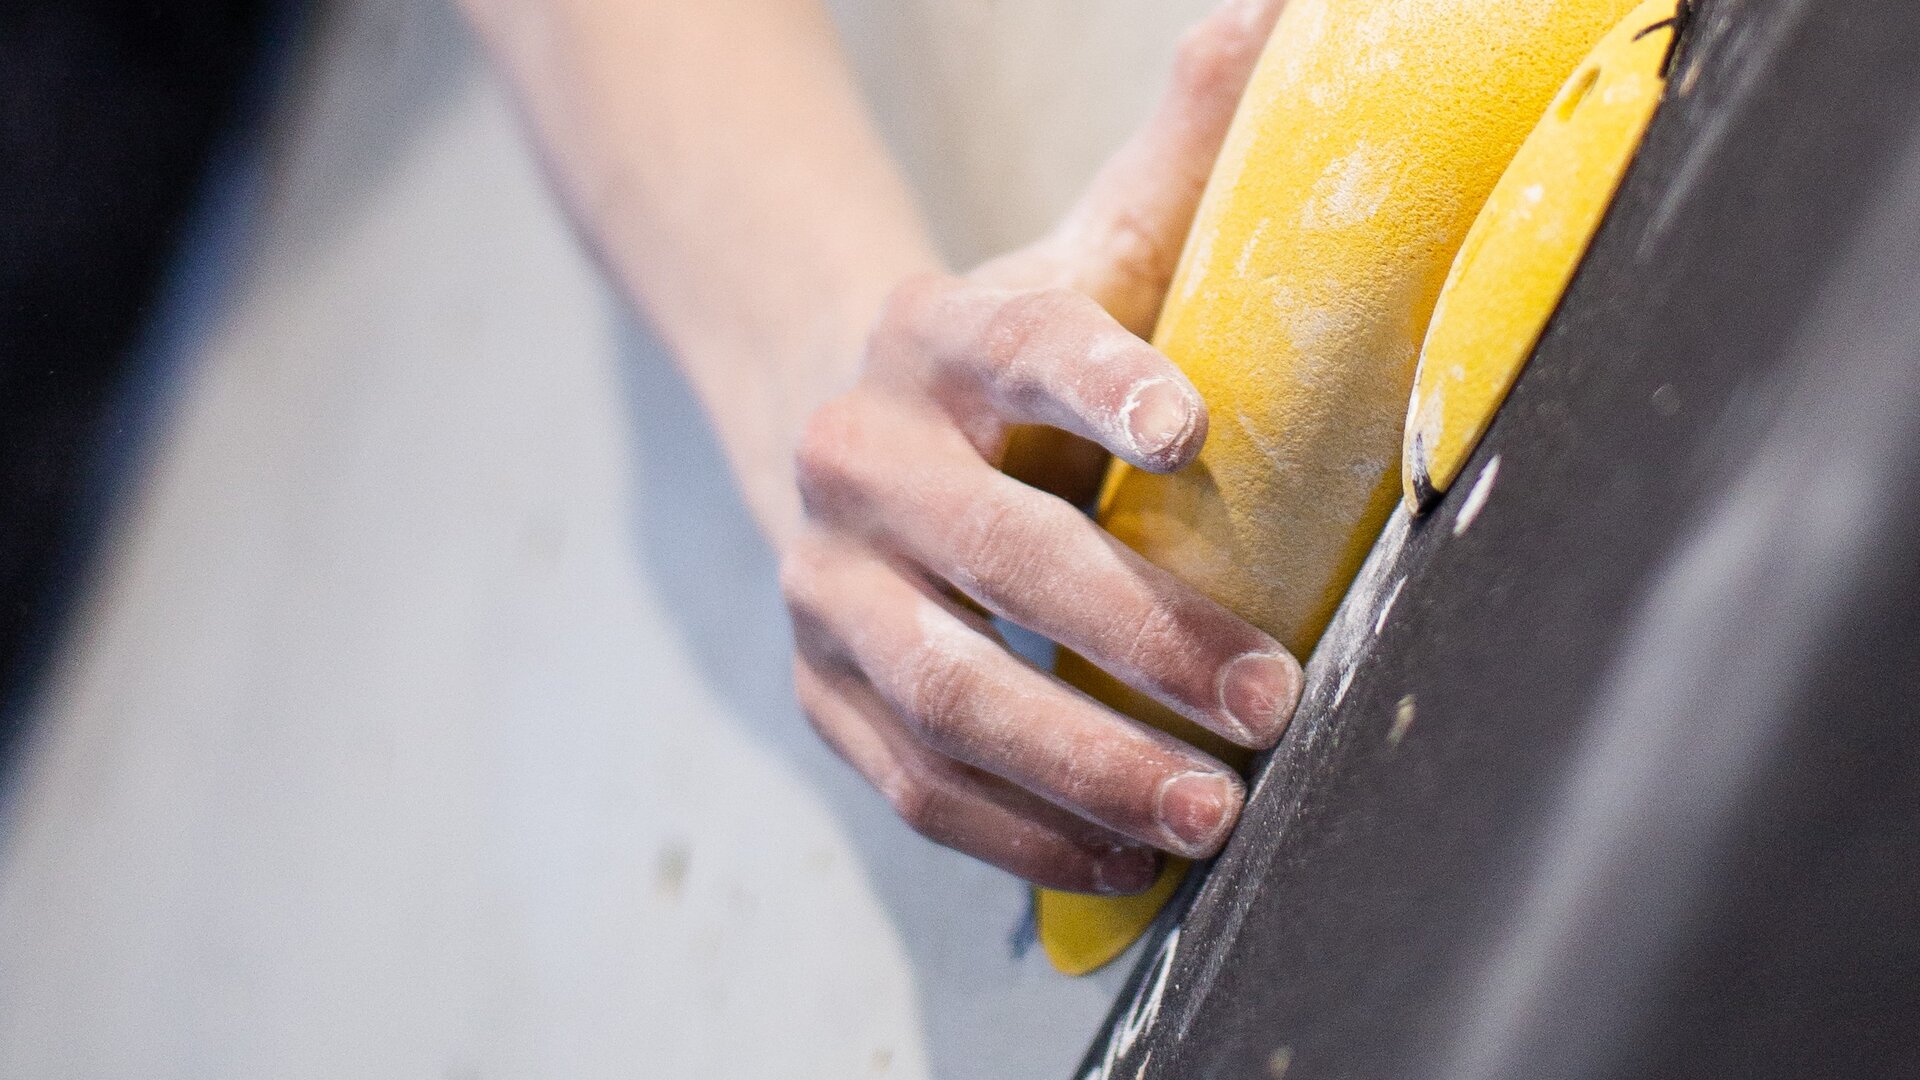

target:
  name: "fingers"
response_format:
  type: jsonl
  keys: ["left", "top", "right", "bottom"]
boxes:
{"left": 793, "top": 653, "right": 1162, "bottom": 894}
{"left": 796, "top": 395, "right": 1300, "bottom": 750}
{"left": 785, "top": 0, "right": 1298, "bottom": 886}
{"left": 1034, "top": 0, "right": 1288, "bottom": 333}
{"left": 931, "top": 473, "right": 1301, "bottom": 750}
{"left": 781, "top": 538, "right": 1246, "bottom": 859}
{"left": 876, "top": 275, "right": 1207, "bottom": 474}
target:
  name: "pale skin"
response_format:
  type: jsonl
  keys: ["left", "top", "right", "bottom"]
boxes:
{"left": 463, "top": 0, "right": 1304, "bottom": 895}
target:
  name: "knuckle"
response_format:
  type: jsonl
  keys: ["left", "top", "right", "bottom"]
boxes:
{"left": 792, "top": 396, "right": 863, "bottom": 506}
{"left": 1098, "top": 203, "right": 1177, "bottom": 294}
{"left": 979, "top": 288, "right": 1081, "bottom": 380}
{"left": 951, "top": 495, "right": 1049, "bottom": 602}
{"left": 897, "top": 637, "right": 979, "bottom": 751}
{"left": 1113, "top": 602, "right": 1186, "bottom": 679}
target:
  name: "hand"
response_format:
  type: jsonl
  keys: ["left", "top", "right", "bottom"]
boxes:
{"left": 781, "top": 0, "right": 1299, "bottom": 895}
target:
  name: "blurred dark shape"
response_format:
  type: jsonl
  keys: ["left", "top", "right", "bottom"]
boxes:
{"left": 0, "top": 1, "right": 272, "bottom": 753}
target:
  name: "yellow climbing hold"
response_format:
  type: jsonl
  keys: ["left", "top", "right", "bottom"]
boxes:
{"left": 1035, "top": 861, "right": 1185, "bottom": 977}
{"left": 1406, "top": 0, "right": 1682, "bottom": 510}
{"left": 1039, "top": 0, "right": 1641, "bottom": 976}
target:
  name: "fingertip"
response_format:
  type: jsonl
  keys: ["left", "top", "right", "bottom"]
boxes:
{"left": 1118, "top": 377, "right": 1208, "bottom": 471}
{"left": 1154, "top": 769, "right": 1245, "bottom": 859}
{"left": 1216, "top": 649, "right": 1304, "bottom": 748}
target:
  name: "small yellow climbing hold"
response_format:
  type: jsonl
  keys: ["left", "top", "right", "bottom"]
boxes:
{"left": 1405, "top": 0, "right": 1683, "bottom": 510}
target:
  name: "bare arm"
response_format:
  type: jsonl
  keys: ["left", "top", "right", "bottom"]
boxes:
{"left": 464, "top": 0, "right": 1304, "bottom": 892}
{"left": 462, "top": 0, "right": 938, "bottom": 545}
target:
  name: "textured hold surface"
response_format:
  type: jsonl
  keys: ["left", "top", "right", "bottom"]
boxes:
{"left": 1406, "top": 0, "right": 1679, "bottom": 509}
{"left": 1040, "top": 0, "right": 1639, "bottom": 975}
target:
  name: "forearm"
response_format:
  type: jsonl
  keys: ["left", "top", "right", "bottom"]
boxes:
{"left": 462, "top": 0, "right": 941, "bottom": 546}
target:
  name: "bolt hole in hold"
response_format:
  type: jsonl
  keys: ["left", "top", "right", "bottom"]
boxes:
{"left": 1557, "top": 64, "right": 1601, "bottom": 120}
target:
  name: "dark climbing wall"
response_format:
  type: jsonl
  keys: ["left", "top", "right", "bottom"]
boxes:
{"left": 1080, "top": 1, "right": 1920, "bottom": 1076}
{"left": 0, "top": 1, "right": 273, "bottom": 744}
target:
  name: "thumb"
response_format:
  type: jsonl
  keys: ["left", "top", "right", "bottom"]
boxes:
{"left": 1034, "top": 0, "right": 1286, "bottom": 336}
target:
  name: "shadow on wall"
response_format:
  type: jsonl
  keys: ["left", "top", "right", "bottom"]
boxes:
{"left": 0, "top": 0, "right": 476, "bottom": 779}
{"left": 612, "top": 320, "right": 1135, "bottom": 1079}
{"left": 262, "top": 0, "right": 474, "bottom": 271}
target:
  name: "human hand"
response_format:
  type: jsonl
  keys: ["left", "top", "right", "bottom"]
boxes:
{"left": 781, "top": 0, "right": 1298, "bottom": 895}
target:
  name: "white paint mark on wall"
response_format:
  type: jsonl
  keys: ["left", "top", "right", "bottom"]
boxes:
{"left": 1454, "top": 454, "right": 1501, "bottom": 536}
{"left": 1330, "top": 664, "right": 1359, "bottom": 712}
{"left": 1389, "top": 694, "right": 1417, "bottom": 746}
{"left": 1373, "top": 577, "right": 1407, "bottom": 637}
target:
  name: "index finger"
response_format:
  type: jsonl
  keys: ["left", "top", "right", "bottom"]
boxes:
{"left": 894, "top": 278, "right": 1209, "bottom": 474}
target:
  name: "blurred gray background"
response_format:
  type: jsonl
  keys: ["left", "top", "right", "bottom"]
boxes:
{"left": 0, "top": 0, "right": 1212, "bottom": 1076}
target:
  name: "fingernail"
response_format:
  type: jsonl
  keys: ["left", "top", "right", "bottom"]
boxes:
{"left": 1217, "top": 651, "right": 1304, "bottom": 746}
{"left": 1155, "top": 770, "right": 1241, "bottom": 857}
{"left": 1091, "top": 845, "right": 1161, "bottom": 895}
{"left": 1121, "top": 379, "right": 1197, "bottom": 463}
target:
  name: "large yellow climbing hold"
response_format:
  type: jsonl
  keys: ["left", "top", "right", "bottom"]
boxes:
{"left": 1039, "top": 0, "right": 1642, "bottom": 976}
{"left": 1406, "top": 0, "right": 1681, "bottom": 509}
